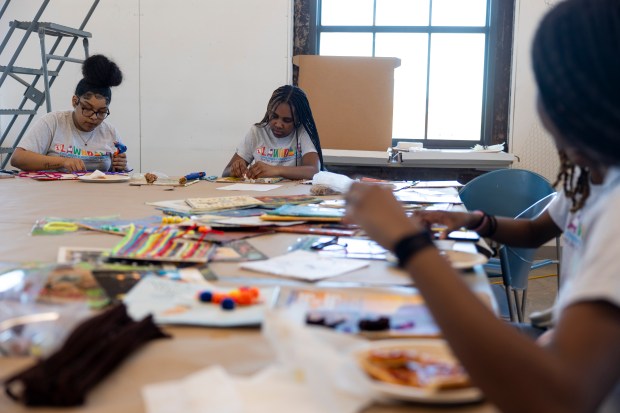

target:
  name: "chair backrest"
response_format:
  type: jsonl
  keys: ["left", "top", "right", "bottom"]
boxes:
{"left": 500, "top": 192, "right": 557, "bottom": 290}
{"left": 460, "top": 169, "right": 555, "bottom": 218}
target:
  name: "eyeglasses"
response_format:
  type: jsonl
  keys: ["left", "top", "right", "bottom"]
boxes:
{"left": 77, "top": 99, "right": 110, "bottom": 120}
{"left": 310, "top": 236, "right": 389, "bottom": 260}
{"left": 311, "top": 237, "right": 348, "bottom": 251}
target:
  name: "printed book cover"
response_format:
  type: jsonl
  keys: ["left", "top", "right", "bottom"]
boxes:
{"left": 264, "top": 204, "right": 345, "bottom": 218}
{"left": 185, "top": 196, "right": 264, "bottom": 212}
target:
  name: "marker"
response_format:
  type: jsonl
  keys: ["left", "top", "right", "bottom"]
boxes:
{"left": 184, "top": 172, "right": 206, "bottom": 180}
{"left": 114, "top": 142, "right": 127, "bottom": 155}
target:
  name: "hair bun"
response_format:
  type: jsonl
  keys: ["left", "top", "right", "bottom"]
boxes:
{"left": 81, "top": 54, "right": 123, "bottom": 88}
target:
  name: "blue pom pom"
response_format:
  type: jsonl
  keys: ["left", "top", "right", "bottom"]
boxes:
{"left": 198, "top": 291, "right": 213, "bottom": 302}
{"left": 221, "top": 297, "right": 236, "bottom": 310}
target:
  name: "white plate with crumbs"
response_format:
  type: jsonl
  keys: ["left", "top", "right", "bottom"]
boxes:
{"left": 78, "top": 174, "right": 130, "bottom": 183}
{"left": 354, "top": 339, "right": 482, "bottom": 404}
{"left": 441, "top": 250, "right": 488, "bottom": 269}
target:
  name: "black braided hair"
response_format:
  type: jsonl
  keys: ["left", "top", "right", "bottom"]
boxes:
{"left": 74, "top": 55, "right": 123, "bottom": 104}
{"left": 532, "top": 0, "right": 620, "bottom": 211}
{"left": 553, "top": 151, "right": 590, "bottom": 212}
{"left": 256, "top": 85, "right": 325, "bottom": 171}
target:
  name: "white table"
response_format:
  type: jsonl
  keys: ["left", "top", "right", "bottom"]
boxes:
{"left": 0, "top": 177, "right": 498, "bottom": 413}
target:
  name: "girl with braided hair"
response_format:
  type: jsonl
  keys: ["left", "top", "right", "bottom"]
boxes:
{"left": 344, "top": 0, "right": 620, "bottom": 411}
{"left": 223, "top": 85, "right": 324, "bottom": 180}
{"left": 11, "top": 54, "right": 128, "bottom": 172}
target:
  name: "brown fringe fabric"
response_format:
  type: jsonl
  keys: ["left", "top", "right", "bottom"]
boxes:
{"left": 4, "top": 304, "right": 170, "bottom": 407}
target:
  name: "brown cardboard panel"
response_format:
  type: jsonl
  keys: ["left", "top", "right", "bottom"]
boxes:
{"left": 293, "top": 55, "right": 400, "bottom": 151}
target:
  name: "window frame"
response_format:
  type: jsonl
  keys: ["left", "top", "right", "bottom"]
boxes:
{"left": 294, "top": 0, "right": 514, "bottom": 149}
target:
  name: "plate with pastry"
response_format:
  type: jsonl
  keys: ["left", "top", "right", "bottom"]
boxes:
{"left": 78, "top": 173, "right": 130, "bottom": 183}
{"left": 354, "top": 339, "right": 482, "bottom": 404}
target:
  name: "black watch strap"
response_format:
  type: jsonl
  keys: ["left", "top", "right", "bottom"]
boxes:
{"left": 393, "top": 230, "right": 435, "bottom": 268}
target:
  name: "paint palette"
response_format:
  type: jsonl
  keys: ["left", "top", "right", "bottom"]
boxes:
{"left": 276, "top": 287, "right": 441, "bottom": 339}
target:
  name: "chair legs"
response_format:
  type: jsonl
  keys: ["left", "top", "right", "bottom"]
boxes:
{"left": 555, "top": 236, "right": 562, "bottom": 289}
{"left": 504, "top": 285, "right": 515, "bottom": 321}
{"left": 512, "top": 288, "right": 527, "bottom": 323}
{"left": 504, "top": 286, "right": 527, "bottom": 323}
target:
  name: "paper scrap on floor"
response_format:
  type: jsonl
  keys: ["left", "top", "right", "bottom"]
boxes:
{"left": 217, "top": 183, "right": 281, "bottom": 192}
{"left": 240, "top": 250, "right": 369, "bottom": 281}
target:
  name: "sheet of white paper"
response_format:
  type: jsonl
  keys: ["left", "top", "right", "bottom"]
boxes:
{"left": 145, "top": 199, "right": 192, "bottom": 213}
{"left": 142, "top": 312, "right": 373, "bottom": 413}
{"left": 413, "top": 180, "right": 463, "bottom": 188}
{"left": 240, "top": 250, "right": 369, "bottom": 281}
{"left": 143, "top": 364, "right": 367, "bottom": 413}
{"left": 217, "top": 184, "right": 281, "bottom": 192}
{"left": 143, "top": 366, "right": 242, "bottom": 413}
{"left": 123, "top": 277, "right": 278, "bottom": 326}
{"left": 396, "top": 187, "right": 462, "bottom": 204}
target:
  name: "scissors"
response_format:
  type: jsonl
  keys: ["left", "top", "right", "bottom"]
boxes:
{"left": 42, "top": 221, "right": 80, "bottom": 232}
{"left": 41, "top": 220, "right": 126, "bottom": 236}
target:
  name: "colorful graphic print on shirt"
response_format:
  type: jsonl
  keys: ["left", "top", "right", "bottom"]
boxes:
{"left": 54, "top": 143, "right": 112, "bottom": 158}
{"left": 254, "top": 145, "right": 298, "bottom": 165}
{"left": 564, "top": 210, "right": 583, "bottom": 250}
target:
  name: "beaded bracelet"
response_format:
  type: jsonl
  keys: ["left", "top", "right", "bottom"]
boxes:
{"left": 393, "top": 229, "right": 435, "bottom": 268}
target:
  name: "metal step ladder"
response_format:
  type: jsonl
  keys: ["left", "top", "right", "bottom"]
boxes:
{"left": 0, "top": 0, "right": 100, "bottom": 169}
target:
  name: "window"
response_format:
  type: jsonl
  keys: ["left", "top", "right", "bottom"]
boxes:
{"left": 295, "top": 0, "right": 514, "bottom": 149}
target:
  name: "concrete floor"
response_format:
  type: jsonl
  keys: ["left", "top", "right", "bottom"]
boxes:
{"left": 490, "top": 261, "right": 559, "bottom": 322}
{"left": 524, "top": 270, "right": 559, "bottom": 320}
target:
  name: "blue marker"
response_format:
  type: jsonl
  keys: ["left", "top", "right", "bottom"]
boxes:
{"left": 184, "top": 172, "right": 206, "bottom": 180}
{"left": 114, "top": 142, "right": 127, "bottom": 155}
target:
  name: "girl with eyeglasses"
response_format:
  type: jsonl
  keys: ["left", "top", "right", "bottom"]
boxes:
{"left": 11, "top": 54, "right": 128, "bottom": 172}
{"left": 222, "top": 85, "right": 324, "bottom": 180}
{"left": 344, "top": 1, "right": 620, "bottom": 411}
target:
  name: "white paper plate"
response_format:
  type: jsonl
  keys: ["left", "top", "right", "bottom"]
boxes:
{"left": 441, "top": 250, "right": 488, "bottom": 269}
{"left": 78, "top": 174, "right": 130, "bottom": 183}
{"left": 354, "top": 339, "right": 482, "bottom": 404}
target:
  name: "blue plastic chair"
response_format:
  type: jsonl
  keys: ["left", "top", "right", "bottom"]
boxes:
{"left": 497, "top": 193, "right": 557, "bottom": 322}
{"left": 460, "top": 169, "right": 555, "bottom": 218}
{"left": 460, "top": 169, "right": 560, "bottom": 321}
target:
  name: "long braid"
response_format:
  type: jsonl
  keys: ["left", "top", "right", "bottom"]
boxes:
{"left": 256, "top": 85, "right": 325, "bottom": 171}
{"left": 553, "top": 151, "right": 590, "bottom": 212}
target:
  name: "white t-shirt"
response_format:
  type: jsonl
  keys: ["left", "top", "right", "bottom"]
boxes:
{"left": 236, "top": 124, "right": 317, "bottom": 167}
{"left": 18, "top": 111, "right": 123, "bottom": 172}
{"left": 550, "top": 167, "right": 620, "bottom": 413}
{"left": 547, "top": 172, "right": 606, "bottom": 287}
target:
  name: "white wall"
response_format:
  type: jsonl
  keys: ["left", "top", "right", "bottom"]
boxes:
{"left": 0, "top": 0, "right": 292, "bottom": 175}
{"left": 1, "top": 0, "right": 566, "bottom": 181}
{"left": 509, "top": 0, "right": 562, "bottom": 182}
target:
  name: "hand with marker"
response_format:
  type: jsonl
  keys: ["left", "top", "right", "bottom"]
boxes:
{"left": 184, "top": 172, "right": 206, "bottom": 181}
{"left": 112, "top": 142, "right": 128, "bottom": 172}
{"left": 229, "top": 158, "right": 249, "bottom": 178}
{"left": 246, "top": 161, "right": 278, "bottom": 179}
